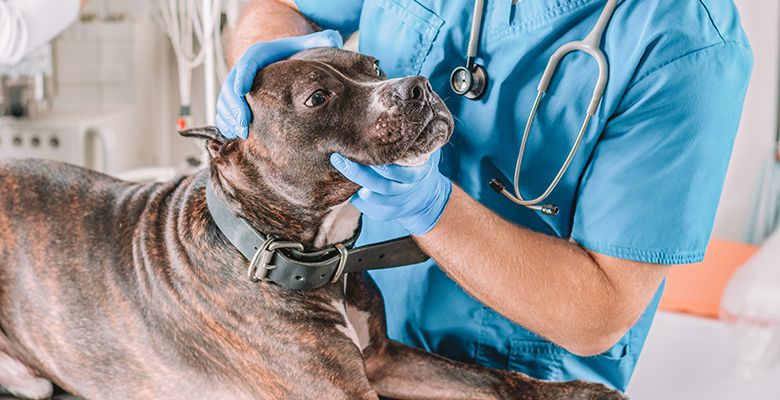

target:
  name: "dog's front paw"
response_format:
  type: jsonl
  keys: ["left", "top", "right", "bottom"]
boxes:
{"left": 495, "top": 371, "right": 627, "bottom": 400}
{"left": 0, "top": 377, "right": 53, "bottom": 400}
{"left": 560, "top": 380, "right": 628, "bottom": 400}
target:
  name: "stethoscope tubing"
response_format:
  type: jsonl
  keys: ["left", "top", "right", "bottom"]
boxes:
{"left": 466, "top": 0, "right": 485, "bottom": 67}
{"left": 468, "top": 0, "right": 618, "bottom": 215}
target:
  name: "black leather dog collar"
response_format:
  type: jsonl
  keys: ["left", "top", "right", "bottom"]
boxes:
{"left": 206, "top": 182, "right": 430, "bottom": 290}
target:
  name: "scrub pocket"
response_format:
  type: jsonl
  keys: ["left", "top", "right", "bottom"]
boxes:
{"left": 508, "top": 337, "right": 565, "bottom": 381}
{"left": 359, "top": 0, "right": 444, "bottom": 77}
{"left": 510, "top": 337, "right": 632, "bottom": 388}
{"left": 586, "top": 340, "right": 633, "bottom": 390}
{"left": 596, "top": 340, "right": 630, "bottom": 363}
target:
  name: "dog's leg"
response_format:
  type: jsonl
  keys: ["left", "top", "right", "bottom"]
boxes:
{"left": 0, "top": 332, "right": 53, "bottom": 400}
{"left": 346, "top": 273, "right": 626, "bottom": 400}
{"left": 0, "top": 352, "right": 53, "bottom": 400}
{"left": 366, "top": 341, "right": 626, "bottom": 400}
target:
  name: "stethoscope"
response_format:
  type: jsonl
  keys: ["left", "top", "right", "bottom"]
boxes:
{"left": 450, "top": 0, "right": 618, "bottom": 216}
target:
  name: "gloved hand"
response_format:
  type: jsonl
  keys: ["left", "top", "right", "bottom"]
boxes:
{"left": 216, "top": 30, "right": 343, "bottom": 139}
{"left": 330, "top": 150, "right": 453, "bottom": 235}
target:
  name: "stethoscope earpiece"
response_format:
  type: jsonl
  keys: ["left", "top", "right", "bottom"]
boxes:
{"left": 450, "top": 64, "right": 488, "bottom": 100}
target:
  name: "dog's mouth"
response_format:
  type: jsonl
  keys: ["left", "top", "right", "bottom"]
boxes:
{"left": 393, "top": 120, "right": 450, "bottom": 166}
{"left": 334, "top": 78, "right": 454, "bottom": 168}
{"left": 393, "top": 99, "right": 453, "bottom": 166}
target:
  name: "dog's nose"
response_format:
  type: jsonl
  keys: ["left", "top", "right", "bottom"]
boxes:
{"left": 397, "top": 76, "right": 430, "bottom": 102}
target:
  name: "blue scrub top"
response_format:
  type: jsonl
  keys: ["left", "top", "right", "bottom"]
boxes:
{"left": 295, "top": 0, "right": 752, "bottom": 391}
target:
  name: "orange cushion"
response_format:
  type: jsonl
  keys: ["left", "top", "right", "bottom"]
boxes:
{"left": 659, "top": 238, "right": 759, "bottom": 319}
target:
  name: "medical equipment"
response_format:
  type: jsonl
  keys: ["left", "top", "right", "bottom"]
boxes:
{"left": 0, "top": 107, "right": 149, "bottom": 174}
{"left": 450, "top": 0, "right": 618, "bottom": 216}
{"left": 449, "top": 0, "right": 488, "bottom": 100}
{"left": 153, "top": 0, "right": 229, "bottom": 130}
{"left": 0, "top": 46, "right": 54, "bottom": 118}
{"left": 0, "top": 74, "right": 52, "bottom": 118}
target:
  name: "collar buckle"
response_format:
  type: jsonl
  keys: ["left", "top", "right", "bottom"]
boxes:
{"left": 330, "top": 243, "right": 349, "bottom": 283}
{"left": 248, "top": 237, "right": 305, "bottom": 282}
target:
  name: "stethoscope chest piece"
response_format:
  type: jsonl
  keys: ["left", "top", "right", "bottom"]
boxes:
{"left": 450, "top": 64, "right": 488, "bottom": 100}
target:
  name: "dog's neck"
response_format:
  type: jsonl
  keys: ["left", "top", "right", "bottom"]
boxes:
{"left": 209, "top": 166, "right": 361, "bottom": 251}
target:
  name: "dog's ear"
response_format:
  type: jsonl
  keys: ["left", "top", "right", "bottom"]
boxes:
{"left": 178, "top": 126, "right": 223, "bottom": 141}
{"left": 178, "top": 126, "right": 235, "bottom": 160}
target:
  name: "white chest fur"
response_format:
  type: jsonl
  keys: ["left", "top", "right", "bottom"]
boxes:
{"left": 314, "top": 201, "right": 361, "bottom": 248}
{"left": 330, "top": 276, "right": 372, "bottom": 352}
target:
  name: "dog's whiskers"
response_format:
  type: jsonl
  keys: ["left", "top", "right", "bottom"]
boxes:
{"left": 451, "top": 115, "right": 465, "bottom": 128}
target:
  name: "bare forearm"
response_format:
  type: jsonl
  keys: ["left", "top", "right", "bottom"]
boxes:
{"left": 225, "top": 0, "right": 315, "bottom": 66}
{"left": 416, "top": 186, "right": 665, "bottom": 356}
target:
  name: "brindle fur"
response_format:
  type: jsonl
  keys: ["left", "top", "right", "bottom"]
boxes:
{"left": 0, "top": 48, "right": 625, "bottom": 399}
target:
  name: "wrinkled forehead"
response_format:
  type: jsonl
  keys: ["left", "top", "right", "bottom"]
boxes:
{"left": 288, "top": 47, "right": 379, "bottom": 82}
{"left": 247, "top": 48, "right": 381, "bottom": 105}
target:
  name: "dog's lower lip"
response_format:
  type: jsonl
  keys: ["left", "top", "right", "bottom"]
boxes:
{"left": 402, "top": 117, "right": 449, "bottom": 157}
{"left": 412, "top": 101, "right": 448, "bottom": 143}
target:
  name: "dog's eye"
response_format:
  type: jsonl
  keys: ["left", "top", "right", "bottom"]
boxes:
{"left": 305, "top": 90, "right": 329, "bottom": 107}
{"left": 373, "top": 61, "right": 384, "bottom": 78}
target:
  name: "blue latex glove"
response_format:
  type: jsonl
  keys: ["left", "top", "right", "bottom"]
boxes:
{"left": 330, "top": 150, "right": 453, "bottom": 235}
{"left": 216, "top": 30, "right": 343, "bottom": 139}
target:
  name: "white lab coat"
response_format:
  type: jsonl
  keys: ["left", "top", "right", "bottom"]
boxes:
{"left": 0, "top": 0, "right": 79, "bottom": 65}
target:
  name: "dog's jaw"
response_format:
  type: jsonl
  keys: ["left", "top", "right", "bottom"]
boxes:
{"left": 394, "top": 152, "right": 432, "bottom": 167}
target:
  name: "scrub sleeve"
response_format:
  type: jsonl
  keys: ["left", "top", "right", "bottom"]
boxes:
{"left": 294, "top": 0, "right": 363, "bottom": 34}
{"left": 571, "top": 41, "right": 753, "bottom": 264}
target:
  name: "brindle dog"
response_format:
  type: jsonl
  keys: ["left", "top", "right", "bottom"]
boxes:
{"left": 0, "top": 48, "right": 626, "bottom": 399}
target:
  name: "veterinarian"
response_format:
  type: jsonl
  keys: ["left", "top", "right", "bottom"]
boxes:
{"left": 216, "top": 0, "right": 752, "bottom": 391}
{"left": 0, "top": 0, "right": 86, "bottom": 65}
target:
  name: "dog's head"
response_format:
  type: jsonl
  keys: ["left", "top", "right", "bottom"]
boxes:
{"left": 181, "top": 47, "right": 453, "bottom": 210}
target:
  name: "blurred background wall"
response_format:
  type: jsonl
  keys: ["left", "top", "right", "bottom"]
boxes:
{"left": 714, "top": 0, "right": 780, "bottom": 242}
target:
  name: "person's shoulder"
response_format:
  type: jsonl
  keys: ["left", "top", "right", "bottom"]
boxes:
{"left": 616, "top": 0, "right": 750, "bottom": 83}
{"left": 622, "top": 0, "right": 747, "bottom": 49}
{"left": 694, "top": 0, "right": 750, "bottom": 43}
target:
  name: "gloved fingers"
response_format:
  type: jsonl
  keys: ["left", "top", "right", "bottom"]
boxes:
{"left": 214, "top": 113, "right": 235, "bottom": 140}
{"left": 215, "top": 103, "right": 239, "bottom": 139}
{"left": 233, "top": 30, "right": 343, "bottom": 96}
{"left": 233, "top": 58, "right": 258, "bottom": 96}
{"left": 356, "top": 187, "right": 421, "bottom": 207}
{"left": 330, "top": 154, "right": 411, "bottom": 195}
{"left": 216, "top": 68, "right": 248, "bottom": 139}
{"left": 370, "top": 161, "right": 431, "bottom": 184}
{"left": 349, "top": 195, "right": 376, "bottom": 218}
{"left": 215, "top": 114, "right": 241, "bottom": 139}
{"left": 214, "top": 105, "right": 234, "bottom": 139}
{"left": 216, "top": 91, "right": 249, "bottom": 139}
{"left": 351, "top": 191, "right": 402, "bottom": 221}
{"left": 220, "top": 65, "right": 237, "bottom": 98}
{"left": 357, "top": 187, "right": 428, "bottom": 219}
{"left": 222, "top": 72, "right": 251, "bottom": 123}
{"left": 372, "top": 148, "right": 443, "bottom": 182}
{"left": 294, "top": 29, "right": 343, "bottom": 51}
{"left": 429, "top": 148, "right": 443, "bottom": 165}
